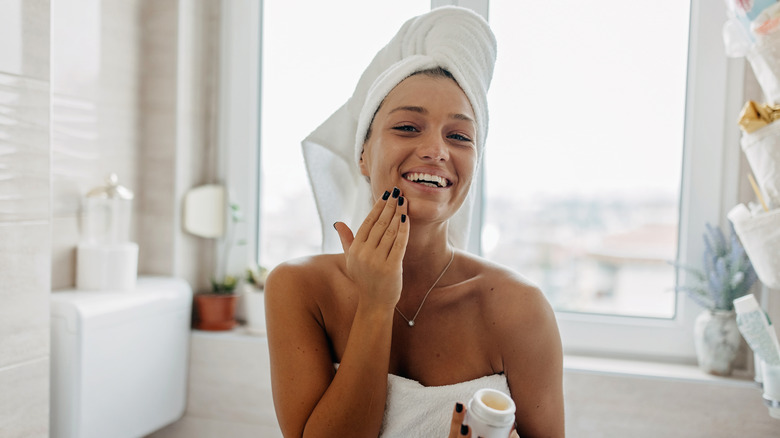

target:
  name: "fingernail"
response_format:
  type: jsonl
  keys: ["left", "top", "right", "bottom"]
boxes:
{"left": 382, "top": 190, "right": 390, "bottom": 201}
{"left": 398, "top": 196, "right": 404, "bottom": 206}
{"left": 332, "top": 222, "right": 337, "bottom": 230}
{"left": 391, "top": 187, "right": 400, "bottom": 198}
{"left": 401, "top": 214, "right": 406, "bottom": 223}
{"left": 460, "top": 424, "right": 469, "bottom": 435}
{"left": 455, "top": 402, "right": 463, "bottom": 413}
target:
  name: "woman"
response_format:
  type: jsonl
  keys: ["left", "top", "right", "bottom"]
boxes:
{"left": 266, "top": 7, "right": 564, "bottom": 438}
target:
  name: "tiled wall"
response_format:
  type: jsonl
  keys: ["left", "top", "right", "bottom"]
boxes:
{"left": 50, "top": 0, "right": 217, "bottom": 292}
{"left": 1, "top": 0, "right": 219, "bottom": 436}
{"left": 50, "top": 0, "right": 141, "bottom": 289}
{"left": 136, "top": 0, "right": 219, "bottom": 289}
{"left": 0, "top": 1, "right": 51, "bottom": 437}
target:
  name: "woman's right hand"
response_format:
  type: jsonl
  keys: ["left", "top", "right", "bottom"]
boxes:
{"left": 333, "top": 187, "right": 409, "bottom": 311}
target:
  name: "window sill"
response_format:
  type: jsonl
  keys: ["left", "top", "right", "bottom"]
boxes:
{"left": 564, "top": 354, "right": 758, "bottom": 388}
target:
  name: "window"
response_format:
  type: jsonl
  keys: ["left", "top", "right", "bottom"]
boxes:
{"left": 258, "top": 0, "right": 430, "bottom": 268}
{"left": 483, "top": 0, "right": 689, "bottom": 319}
{"left": 252, "top": 0, "right": 743, "bottom": 361}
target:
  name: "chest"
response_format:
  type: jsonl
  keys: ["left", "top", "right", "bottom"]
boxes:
{"left": 321, "top": 280, "right": 501, "bottom": 386}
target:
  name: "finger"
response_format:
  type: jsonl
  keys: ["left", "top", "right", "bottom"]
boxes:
{"left": 365, "top": 187, "right": 401, "bottom": 248}
{"left": 353, "top": 189, "right": 392, "bottom": 244}
{"left": 378, "top": 195, "right": 408, "bottom": 260}
{"left": 448, "top": 403, "right": 468, "bottom": 438}
{"left": 333, "top": 222, "right": 354, "bottom": 254}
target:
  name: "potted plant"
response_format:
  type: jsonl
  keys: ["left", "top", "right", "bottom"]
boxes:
{"left": 194, "top": 202, "right": 245, "bottom": 331}
{"left": 240, "top": 264, "right": 268, "bottom": 334}
{"left": 673, "top": 222, "right": 758, "bottom": 376}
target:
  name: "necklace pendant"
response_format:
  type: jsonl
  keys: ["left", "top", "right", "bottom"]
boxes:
{"left": 408, "top": 320, "right": 415, "bottom": 327}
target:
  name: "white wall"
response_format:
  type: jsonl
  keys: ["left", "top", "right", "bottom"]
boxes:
{"left": 0, "top": 1, "right": 51, "bottom": 436}
{"left": 0, "top": 0, "right": 220, "bottom": 436}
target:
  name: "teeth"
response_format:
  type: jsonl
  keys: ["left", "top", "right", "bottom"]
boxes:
{"left": 405, "top": 172, "right": 448, "bottom": 187}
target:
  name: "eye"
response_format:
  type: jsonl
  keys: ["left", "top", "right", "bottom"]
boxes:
{"left": 448, "top": 133, "right": 473, "bottom": 143}
{"left": 392, "top": 125, "right": 419, "bottom": 132}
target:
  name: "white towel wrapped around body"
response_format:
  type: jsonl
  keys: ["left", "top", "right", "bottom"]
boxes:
{"left": 380, "top": 372, "right": 510, "bottom": 437}
{"left": 302, "top": 6, "right": 497, "bottom": 253}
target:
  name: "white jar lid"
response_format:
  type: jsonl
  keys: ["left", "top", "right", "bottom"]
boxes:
{"left": 469, "top": 388, "right": 515, "bottom": 426}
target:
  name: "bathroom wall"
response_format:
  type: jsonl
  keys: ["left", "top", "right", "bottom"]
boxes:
{"left": 50, "top": 0, "right": 141, "bottom": 289}
{"left": 50, "top": 0, "right": 218, "bottom": 293}
{"left": 1, "top": 0, "right": 219, "bottom": 436}
{"left": 0, "top": 1, "right": 51, "bottom": 437}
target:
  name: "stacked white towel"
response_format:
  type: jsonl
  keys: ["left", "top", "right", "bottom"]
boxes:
{"left": 302, "top": 6, "right": 497, "bottom": 253}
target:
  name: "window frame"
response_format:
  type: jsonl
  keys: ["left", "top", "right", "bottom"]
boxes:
{"left": 230, "top": 0, "right": 745, "bottom": 362}
{"left": 466, "top": 0, "right": 744, "bottom": 362}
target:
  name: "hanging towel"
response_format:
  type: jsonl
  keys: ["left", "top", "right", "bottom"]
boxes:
{"left": 302, "top": 6, "right": 497, "bottom": 253}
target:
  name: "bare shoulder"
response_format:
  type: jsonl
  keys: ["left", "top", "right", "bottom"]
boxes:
{"left": 265, "top": 254, "right": 343, "bottom": 313}
{"left": 461, "top": 252, "right": 555, "bottom": 330}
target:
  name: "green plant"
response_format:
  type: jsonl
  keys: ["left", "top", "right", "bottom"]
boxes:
{"left": 246, "top": 264, "right": 268, "bottom": 289}
{"left": 210, "top": 275, "right": 238, "bottom": 294}
{"left": 210, "top": 202, "right": 246, "bottom": 294}
{"left": 672, "top": 222, "right": 757, "bottom": 311}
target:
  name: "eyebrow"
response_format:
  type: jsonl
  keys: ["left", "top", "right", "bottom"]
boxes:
{"left": 388, "top": 105, "right": 475, "bottom": 124}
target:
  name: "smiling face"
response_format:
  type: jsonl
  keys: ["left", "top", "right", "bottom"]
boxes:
{"left": 359, "top": 72, "right": 478, "bottom": 224}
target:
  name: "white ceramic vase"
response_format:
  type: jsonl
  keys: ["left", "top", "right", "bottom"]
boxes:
{"left": 693, "top": 310, "right": 742, "bottom": 376}
{"left": 241, "top": 283, "right": 266, "bottom": 334}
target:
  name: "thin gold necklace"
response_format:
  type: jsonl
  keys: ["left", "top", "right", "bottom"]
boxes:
{"left": 395, "top": 248, "right": 455, "bottom": 327}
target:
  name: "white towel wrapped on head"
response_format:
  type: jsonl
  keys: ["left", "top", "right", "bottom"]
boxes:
{"left": 302, "top": 6, "right": 497, "bottom": 253}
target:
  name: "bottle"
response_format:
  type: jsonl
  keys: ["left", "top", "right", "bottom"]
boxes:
{"left": 464, "top": 388, "right": 516, "bottom": 438}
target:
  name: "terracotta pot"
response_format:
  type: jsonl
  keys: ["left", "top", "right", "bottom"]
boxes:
{"left": 194, "top": 293, "right": 237, "bottom": 331}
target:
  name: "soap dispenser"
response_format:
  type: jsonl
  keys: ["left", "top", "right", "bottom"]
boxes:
{"left": 77, "top": 173, "right": 139, "bottom": 292}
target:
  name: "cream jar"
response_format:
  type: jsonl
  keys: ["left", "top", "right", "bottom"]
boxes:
{"left": 464, "top": 388, "right": 516, "bottom": 438}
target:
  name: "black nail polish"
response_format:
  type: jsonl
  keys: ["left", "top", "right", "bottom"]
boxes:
{"left": 460, "top": 424, "right": 469, "bottom": 435}
{"left": 401, "top": 214, "right": 406, "bottom": 223}
{"left": 382, "top": 190, "right": 390, "bottom": 201}
{"left": 455, "top": 402, "right": 463, "bottom": 413}
{"left": 332, "top": 222, "right": 337, "bottom": 230}
{"left": 398, "top": 196, "right": 404, "bottom": 206}
{"left": 391, "top": 187, "right": 400, "bottom": 198}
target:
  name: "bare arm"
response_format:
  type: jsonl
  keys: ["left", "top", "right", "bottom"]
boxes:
{"left": 498, "top": 285, "right": 565, "bottom": 437}
{"left": 266, "top": 190, "right": 408, "bottom": 438}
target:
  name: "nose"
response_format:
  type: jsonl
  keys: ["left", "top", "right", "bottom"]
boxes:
{"left": 417, "top": 133, "right": 449, "bottom": 161}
